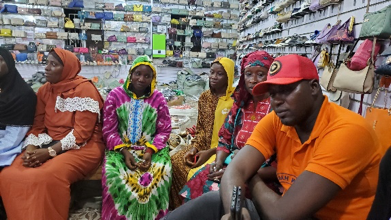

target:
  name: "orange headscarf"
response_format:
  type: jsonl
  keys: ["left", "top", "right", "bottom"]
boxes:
{"left": 48, "top": 48, "right": 89, "bottom": 93}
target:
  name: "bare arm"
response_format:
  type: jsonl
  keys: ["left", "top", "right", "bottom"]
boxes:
{"left": 249, "top": 170, "right": 340, "bottom": 220}
{"left": 220, "top": 145, "right": 266, "bottom": 213}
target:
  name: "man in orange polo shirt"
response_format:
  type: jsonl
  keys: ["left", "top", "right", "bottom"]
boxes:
{"left": 163, "top": 54, "right": 385, "bottom": 220}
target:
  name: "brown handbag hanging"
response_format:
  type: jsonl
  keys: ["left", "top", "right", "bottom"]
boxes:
{"left": 45, "top": 32, "right": 58, "bottom": 39}
{"left": 364, "top": 76, "right": 391, "bottom": 149}
{"left": 212, "top": 32, "right": 222, "bottom": 38}
{"left": 124, "top": 14, "right": 134, "bottom": 22}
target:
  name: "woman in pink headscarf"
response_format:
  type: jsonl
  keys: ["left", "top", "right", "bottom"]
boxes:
{"left": 179, "top": 51, "right": 280, "bottom": 203}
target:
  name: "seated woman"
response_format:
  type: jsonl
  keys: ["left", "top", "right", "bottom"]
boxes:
{"left": 0, "top": 48, "right": 105, "bottom": 219}
{"left": 101, "top": 56, "right": 172, "bottom": 220}
{"left": 170, "top": 57, "right": 235, "bottom": 209}
{"left": 0, "top": 48, "right": 36, "bottom": 167}
{"left": 180, "top": 51, "right": 276, "bottom": 202}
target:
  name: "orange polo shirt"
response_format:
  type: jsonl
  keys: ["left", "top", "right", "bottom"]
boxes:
{"left": 247, "top": 96, "right": 385, "bottom": 219}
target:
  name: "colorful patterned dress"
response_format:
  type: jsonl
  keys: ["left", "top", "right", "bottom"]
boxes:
{"left": 102, "top": 86, "right": 172, "bottom": 220}
{"left": 180, "top": 99, "right": 274, "bottom": 202}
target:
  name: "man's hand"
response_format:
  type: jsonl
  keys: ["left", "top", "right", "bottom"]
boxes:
{"left": 184, "top": 147, "right": 198, "bottom": 167}
{"left": 122, "top": 149, "right": 138, "bottom": 170}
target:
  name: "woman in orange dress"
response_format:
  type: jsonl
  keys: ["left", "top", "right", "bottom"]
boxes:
{"left": 0, "top": 48, "right": 105, "bottom": 220}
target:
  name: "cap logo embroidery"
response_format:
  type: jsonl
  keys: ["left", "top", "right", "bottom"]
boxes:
{"left": 269, "top": 60, "right": 282, "bottom": 76}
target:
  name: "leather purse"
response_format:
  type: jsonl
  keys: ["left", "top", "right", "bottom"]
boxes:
{"left": 349, "top": 39, "right": 381, "bottom": 71}
{"left": 125, "top": 5, "right": 133, "bottom": 11}
{"left": 64, "top": 18, "right": 75, "bottom": 28}
{"left": 212, "top": 32, "right": 222, "bottom": 38}
{"left": 124, "top": 14, "right": 134, "bottom": 22}
{"left": 52, "top": 10, "right": 64, "bottom": 17}
{"left": 333, "top": 38, "right": 377, "bottom": 94}
{"left": 12, "top": 30, "right": 27, "bottom": 38}
{"left": 69, "top": 33, "right": 79, "bottom": 40}
{"left": 127, "top": 36, "right": 137, "bottom": 43}
{"left": 104, "top": 3, "right": 114, "bottom": 9}
{"left": 327, "top": 17, "right": 355, "bottom": 44}
{"left": 34, "top": 33, "right": 46, "bottom": 39}
{"left": 114, "top": 13, "right": 125, "bottom": 21}
{"left": 11, "top": 18, "right": 24, "bottom": 26}
{"left": 28, "top": 8, "right": 42, "bottom": 15}
{"left": 364, "top": 76, "right": 391, "bottom": 148}
{"left": 91, "top": 34, "right": 102, "bottom": 41}
{"left": 57, "top": 32, "right": 68, "bottom": 39}
{"left": 359, "top": 3, "right": 391, "bottom": 39}
{"left": 134, "top": 14, "right": 142, "bottom": 22}
{"left": 315, "top": 23, "right": 332, "bottom": 44}
{"left": 45, "top": 32, "right": 58, "bottom": 39}
{"left": 47, "top": 21, "right": 59, "bottom": 28}
{"left": 202, "top": 42, "right": 211, "bottom": 48}
{"left": 18, "top": 7, "right": 29, "bottom": 14}
{"left": 134, "top": 4, "right": 143, "bottom": 12}
{"left": 107, "top": 35, "right": 118, "bottom": 42}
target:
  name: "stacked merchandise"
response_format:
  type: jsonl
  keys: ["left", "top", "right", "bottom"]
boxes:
{"left": 151, "top": 0, "right": 240, "bottom": 68}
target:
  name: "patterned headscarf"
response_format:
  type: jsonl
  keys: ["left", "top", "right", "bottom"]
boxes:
{"left": 124, "top": 55, "right": 157, "bottom": 99}
{"left": 235, "top": 51, "right": 274, "bottom": 108}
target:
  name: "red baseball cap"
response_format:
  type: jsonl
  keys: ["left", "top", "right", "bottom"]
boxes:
{"left": 253, "top": 54, "right": 319, "bottom": 95}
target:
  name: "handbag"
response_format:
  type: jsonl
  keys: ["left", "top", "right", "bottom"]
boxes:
{"left": 359, "top": 3, "right": 391, "bottom": 39}
{"left": 47, "top": 20, "right": 59, "bottom": 27}
{"left": 327, "top": 17, "right": 355, "bottom": 44}
{"left": 114, "top": 13, "right": 125, "bottom": 21}
{"left": 166, "top": 50, "right": 174, "bottom": 57}
{"left": 134, "top": 4, "right": 143, "bottom": 12}
{"left": 364, "top": 76, "right": 391, "bottom": 148}
{"left": 105, "top": 12, "right": 114, "bottom": 20}
{"left": 91, "top": 23, "right": 100, "bottom": 30}
{"left": 18, "top": 7, "right": 29, "bottom": 15}
{"left": 127, "top": 36, "right": 137, "bottom": 43}
{"left": 333, "top": 38, "right": 377, "bottom": 94}
{"left": 152, "top": 15, "right": 161, "bottom": 24}
{"left": 375, "top": 55, "right": 391, "bottom": 76}
{"left": 107, "top": 35, "right": 117, "bottom": 42}
{"left": 27, "top": 42, "right": 37, "bottom": 52}
{"left": 10, "top": 18, "right": 24, "bottom": 26}
{"left": 124, "top": 14, "right": 134, "bottom": 22}
{"left": 143, "top": 5, "right": 152, "bottom": 12}
{"left": 117, "top": 35, "right": 126, "bottom": 42}
{"left": 125, "top": 5, "right": 133, "bottom": 11}
{"left": 202, "top": 42, "right": 211, "bottom": 48}
{"left": 57, "top": 32, "right": 68, "bottom": 39}
{"left": 79, "top": 33, "right": 87, "bottom": 40}
{"left": 37, "top": 44, "right": 47, "bottom": 52}
{"left": 64, "top": 18, "right": 75, "bottom": 28}
{"left": 317, "top": 49, "right": 329, "bottom": 68}
{"left": 349, "top": 39, "right": 381, "bottom": 71}
{"left": 28, "top": 8, "right": 42, "bottom": 15}
{"left": 212, "top": 32, "right": 222, "bottom": 38}
{"left": 134, "top": 14, "right": 142, "bottom": 22}
{"left": 49, "top": 0, "right": 61, "bottom": 6}
{"left": 91, "top": 34, "right": 102, "bottom": 41}
{"left": 45, "top": 32, "right": 58, "bottom": 39}
{"left": 36, "top": 20, "right": 47, "bottom": 27}
{"left": 12, "top": 30, "right": 27, "bottom": 38}
{"left": 104, "top": 3, "right": 114, "bottom": 10}
{"left": 34, "top": 33, "right": 46, "bottom": 39}
{"left": 115, "top": 4, "right": 125, "bottom": 11}
{"left": 69, "top": 33, "right": 79, "bottom": 40}
{"left": 315, "top": 23, "right": 333, "bottom": 44}
{"left": 68, "top": 0, "right": 84, "bottom": 8}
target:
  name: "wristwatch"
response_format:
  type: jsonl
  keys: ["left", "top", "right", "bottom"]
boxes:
{"left": 48, "top": 147, "right": 57, "bottom": 157}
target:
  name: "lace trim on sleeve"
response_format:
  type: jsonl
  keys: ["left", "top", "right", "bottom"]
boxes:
{"left": 23, "top": 133, "right": 53, "bottom": 148}
{"left": 60, "top": 129, "right": 86, "bottom": 151}
{"left": 55, "top": 96, "right": 100, "bottom": 120}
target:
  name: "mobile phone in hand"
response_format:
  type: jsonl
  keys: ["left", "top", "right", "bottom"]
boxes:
{"left": 235, "top": 186, "right": 242, "bottom": 220}
{"left": 230, "top": 186, "right": 238, "bottom": 218}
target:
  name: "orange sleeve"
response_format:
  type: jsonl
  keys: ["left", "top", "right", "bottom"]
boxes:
{"left": 59, "top": 82, "right": 103, "bottom": 150}
{"left": 305, "top": 123, "right": 378, "bottom": 189}
{"left": 245, "top": 112, "right": 278, "bottom": 160}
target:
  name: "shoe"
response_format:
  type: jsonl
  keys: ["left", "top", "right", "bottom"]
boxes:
{"left": 270, "top": 23, "right": 282, "bottom": 33}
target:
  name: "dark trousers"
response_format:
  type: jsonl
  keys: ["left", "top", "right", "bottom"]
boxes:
{"left": 367, "top": 147, "right": 391, "bottom": 220}
{"left": 163, "top": 191, "right": 261, "bottom": 220}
